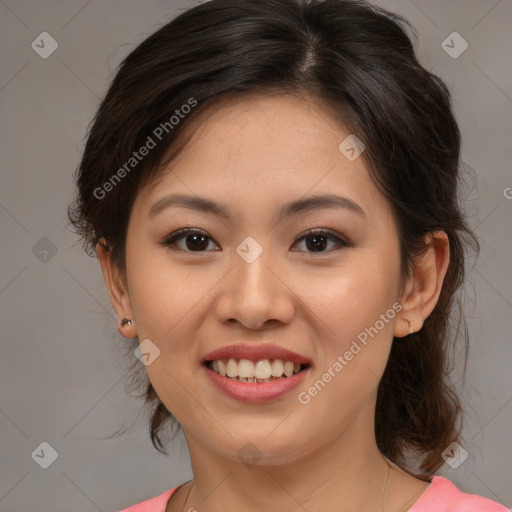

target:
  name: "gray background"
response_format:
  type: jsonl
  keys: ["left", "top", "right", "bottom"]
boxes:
{"left": 0, "top": 1, "right": 511, "bottom": 511}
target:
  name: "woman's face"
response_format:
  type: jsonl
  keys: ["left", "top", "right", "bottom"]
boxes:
{"left": 120, "top": 94, "right": 407, "bottom": 464}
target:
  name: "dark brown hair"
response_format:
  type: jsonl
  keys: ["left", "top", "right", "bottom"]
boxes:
{"left": 68, "top": 0, "right": 479, "bottom": 477}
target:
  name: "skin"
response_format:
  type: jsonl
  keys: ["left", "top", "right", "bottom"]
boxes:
{"left": 97, "top": 94, "right": 449, "bottom": 512}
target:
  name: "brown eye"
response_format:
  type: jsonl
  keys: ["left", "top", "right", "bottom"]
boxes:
{"left": 161, "top": 228, "right": 220, "bottom": 252}
{"left": 161, "top": 227, "right": 348, "bottom": 254}
{"left": 292, "top": 229, "right": 348, "bottom": 253}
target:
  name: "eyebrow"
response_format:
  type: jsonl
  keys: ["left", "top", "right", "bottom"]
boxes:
{"left": 148, "top": 192, "right": 366, "bottom": 219}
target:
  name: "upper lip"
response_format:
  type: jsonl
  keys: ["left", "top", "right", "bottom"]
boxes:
{"left": 201, "top": 343, "right": 312, "bottom": 365}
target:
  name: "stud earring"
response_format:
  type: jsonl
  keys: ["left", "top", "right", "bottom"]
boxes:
{"left": 119, "top": 318, "right": 137, "bottom": 338}
{"left": 406, "top": 318, "right": 413, "bottom": 335}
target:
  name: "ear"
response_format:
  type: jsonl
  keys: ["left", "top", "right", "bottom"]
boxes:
{"left": 394, "top": 230, "right": 450, "bottom": 338}
{"left": 96, "top": 240, "right": 137, "bottom": 338}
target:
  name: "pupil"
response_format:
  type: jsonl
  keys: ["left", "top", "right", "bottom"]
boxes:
{"left": 186, "top": 234, "right": 208, "bottom": 251}
{"left": 306, "top": 235, "right": 327, "bottom": 252}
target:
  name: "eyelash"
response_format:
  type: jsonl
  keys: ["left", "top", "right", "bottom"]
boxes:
{"left": 160, "top": 227, "right": 349, "bottom": 254}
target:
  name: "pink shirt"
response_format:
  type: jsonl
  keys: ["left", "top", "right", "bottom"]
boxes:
{"left": 119, "top": 476, "right": 510, "bottom": 511}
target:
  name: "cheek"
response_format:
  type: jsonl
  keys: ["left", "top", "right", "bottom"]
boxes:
{"left": 298, "top": 248, "right": 400, "bottom": 347}
{"left": 296, "top": 261, "right": 399, "bottom": 422}
{"left": 125, "top": 237, "right": 212, "bottom": 340}
{"left": 321, "top": 247, "right": 401, "bottom": 393}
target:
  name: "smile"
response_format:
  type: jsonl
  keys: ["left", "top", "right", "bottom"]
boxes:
{"left": 207, "top": 357, "right": 308, "bottom": 382}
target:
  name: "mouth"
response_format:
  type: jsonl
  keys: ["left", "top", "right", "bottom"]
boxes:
{"left": 200, "top": 343, "right": 312, "bottom": 402}
{"left": 204, "top": 358, "right": 310, "bottom": 383}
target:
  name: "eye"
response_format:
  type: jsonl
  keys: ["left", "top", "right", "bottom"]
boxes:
{"left": 161, "top": 228, "right": 220, "bottom": 252}
{"left": 291, "top": 228, "right": 348, "bottom": 253}
{"left": 161, "top": 227, "right": 348, "bottom": 254}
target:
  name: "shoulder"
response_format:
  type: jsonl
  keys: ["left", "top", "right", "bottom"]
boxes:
{"left": 118, "top": 486, "right": 179, "bottom": 512}
{"left": 411, "top": 476, "right": 510, "bottom": 512}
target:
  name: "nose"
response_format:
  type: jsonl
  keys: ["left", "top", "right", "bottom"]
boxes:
{"left": 214, "top": 246, "right": 295, "bottom": 330}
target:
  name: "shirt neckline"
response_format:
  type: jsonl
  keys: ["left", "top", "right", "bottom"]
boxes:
{"left": 166, "top": 477, "right": 440, "bottom": 511}
{"left": 405, "top": 476, "right": 435, "bottom": 510}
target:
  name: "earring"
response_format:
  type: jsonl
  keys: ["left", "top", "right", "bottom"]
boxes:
{"left": 119, "top": 318, "right": 136, "bottom": 338}
{"left": 406, "top": 319, "right": 413, "bottom": 335}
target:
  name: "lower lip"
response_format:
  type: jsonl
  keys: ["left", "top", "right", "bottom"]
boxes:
{"left": 202, "top": 364, "right": 310, "bottom": 403}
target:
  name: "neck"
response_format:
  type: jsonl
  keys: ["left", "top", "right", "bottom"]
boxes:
{"left": 180, "top": 422, "right": 391, "bottom": 512}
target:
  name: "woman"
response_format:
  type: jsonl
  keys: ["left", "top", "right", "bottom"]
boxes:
{"left": 68, "top": 0, "right": 510, "bottom": 510}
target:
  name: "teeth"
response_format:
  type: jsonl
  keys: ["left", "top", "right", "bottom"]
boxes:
{"left": 226, "top": 358, "right": 238, "bottom": 378}
{"left": 271, "top": 359, "right": 284, "bottom": 377}
{"left": 283, "top": 361, "right": 294, "bottom": 377}
{"left": 208, "top": 358, "right": 305, "bottom": 381}
{"left": 254, "top": 359, "right": 272, "bottom": 379}
{"left": 238, "top": 359, "right": 255, "bottom": 378}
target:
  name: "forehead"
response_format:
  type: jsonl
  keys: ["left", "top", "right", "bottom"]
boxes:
{"left": 135, "top": 94, "right": 390, "bottom": 224}
{"left": 170, "top": 93, "right": 349, "bottom": 173}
